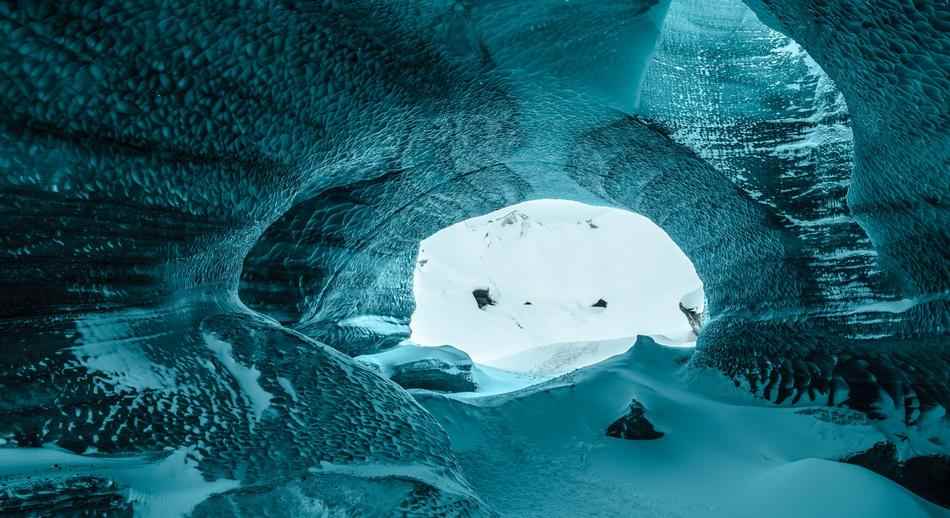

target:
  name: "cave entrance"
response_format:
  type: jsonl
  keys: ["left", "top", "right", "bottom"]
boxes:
{"left": 408, "top": 199, "right": 703, "bottom": 377}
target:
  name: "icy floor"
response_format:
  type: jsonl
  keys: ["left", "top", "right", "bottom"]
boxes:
{"left": 5, "top": 338, "right": 946, "bottom": 517}
{"left": 417, "top": 338, "right": 949, "bottom": 518}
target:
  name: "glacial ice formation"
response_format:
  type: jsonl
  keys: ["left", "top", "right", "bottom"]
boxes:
{"left": 0, "top": 0, "right": 947, "bottom": 515}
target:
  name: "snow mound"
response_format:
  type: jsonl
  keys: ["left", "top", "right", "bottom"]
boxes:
{"left": 488, "top": 336, "right": 637, "bottom": 376}
{"left": 726, "top": 458, "right": 936, "bottom": 518}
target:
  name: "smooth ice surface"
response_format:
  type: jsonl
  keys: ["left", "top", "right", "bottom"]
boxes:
{"left": 410, "top": 200, "right": 701, "bottom": 362}
{"left": 358, "top": 343, "right": 474, "bottom": 379}
{"left": 357, "top": 343, "right": 542, "bottom": 396}
{"left": 728, "top": 459, "right": 938, "bottom": 518}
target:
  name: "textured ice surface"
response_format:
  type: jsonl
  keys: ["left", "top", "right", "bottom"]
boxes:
{"left": 745, "top": 0, "right": 950, "bottom": 299}
{"left": 0, "top": 0, "right": 947, "bottom": 514}
{"left": 0, "top": 447, "right": 239, "bottom": 517}
{"left": 636, "top": 0, "right": 949, "bottom": 439}
{"left": 203, "top": 333, "right": 274, "bottom": 422}
{"left": 2, "top": 303, "right": 487, "bottom": 515}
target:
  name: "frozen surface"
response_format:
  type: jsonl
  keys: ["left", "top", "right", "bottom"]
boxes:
{"left": 203, "top": 333, "right": 274, "bottom": 421}
{"left": 729, "top": 459, "right": 937, "bottom": 518}
{"left": 411, "top": 199, "right": 701, "bottom": 362}
{"left": 359, "top": 344, "right": 474, "bottom": 380}
{"left": 2, "top": 305, "right": 486, "bottom": 515}
{"left": 419, "top": 338, "right": 950, "bottom": 518}
{"left": 467, "top": 365, "right": 543, "bottom": 397}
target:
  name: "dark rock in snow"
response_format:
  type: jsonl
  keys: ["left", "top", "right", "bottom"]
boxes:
{"left": 592, "top": 298, "right": 608, "bottom": 308}
{"left": 606, "top": 399, "right": 664, "bottom": 440}
{"left": 473, "top": 288, "right": 496, "bottom": 309}
{"left": 841, "top": 442, "right": 950, "bottom": 508}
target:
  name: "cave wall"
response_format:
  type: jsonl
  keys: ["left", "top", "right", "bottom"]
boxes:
{"left": 742, "top": 0, "right": 950, "bottom": 331}
{"left": 0, "top": 1, "right": 523, "bottom": 512}
{"left": 639, "top": 0, "right": 895, "bottom": 318}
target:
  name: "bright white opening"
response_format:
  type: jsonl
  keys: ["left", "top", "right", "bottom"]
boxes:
{"left": 409, "top": 199, "right": 702, "bottom": 367}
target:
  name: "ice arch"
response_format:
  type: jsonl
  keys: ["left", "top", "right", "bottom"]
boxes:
{"left": 408, "top": 199, "right": 703, "bottom": 363}
{"left": 238, "top": 115, "right": 805, "bottom": 360}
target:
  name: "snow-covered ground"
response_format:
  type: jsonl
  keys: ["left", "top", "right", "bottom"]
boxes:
{"left": 410, "top": 199, "right": 703, "bottom": 364}
{"left": 418, "top": 337, "right": 949, "bottom": 518}
{"left": 7, "top": 339, "right": 942, "bottom": 517}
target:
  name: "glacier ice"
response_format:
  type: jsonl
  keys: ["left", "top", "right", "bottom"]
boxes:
{"left": 0, "top": 0, "right": 947, "bottom": 515}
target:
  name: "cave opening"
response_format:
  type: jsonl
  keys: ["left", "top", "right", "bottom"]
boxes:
{"left": 407, "top": 199, "right": 703, "bottom": 377}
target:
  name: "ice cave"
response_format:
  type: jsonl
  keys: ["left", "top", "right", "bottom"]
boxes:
{"left": 0, "top": 0, "right": 948, "bottom": 516}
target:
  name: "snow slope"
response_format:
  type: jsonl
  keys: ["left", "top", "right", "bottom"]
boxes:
{"left": 490, "top": 336, "right": 639, "bottom": 377}
{"left": 490, "top": 333, "right": 701, "bottom": 377}
{"left": 417, "top": 337, "right": 949, "bottom": 518}
{"left": 410, "top": 199, "right": 702, "bottom": 363}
